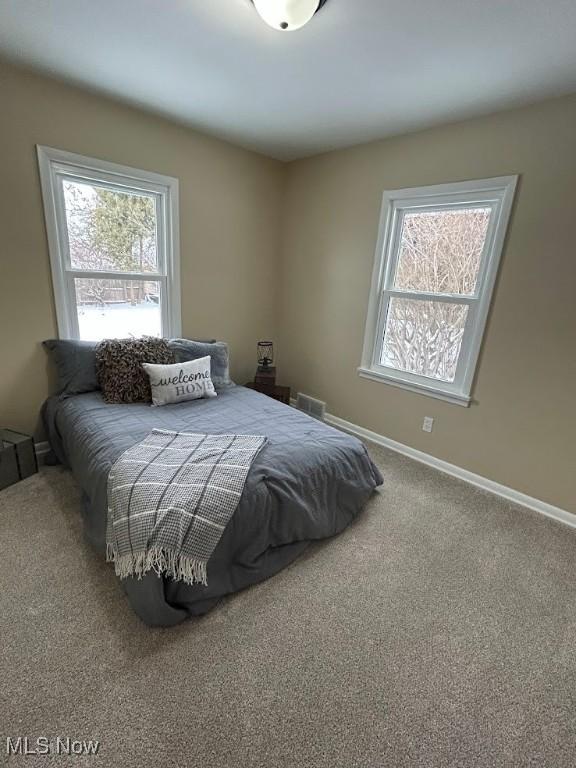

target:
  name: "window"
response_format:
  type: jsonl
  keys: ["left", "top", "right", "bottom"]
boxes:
{"left": 37, "top": 146, "right": 180, "bottom": 341}
{"left": 359, "top": 176, "right": 517, "bottom": 406}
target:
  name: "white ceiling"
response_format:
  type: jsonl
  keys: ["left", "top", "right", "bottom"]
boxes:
{"left": 1, "top": 0, "right": 576, "bottom": 160}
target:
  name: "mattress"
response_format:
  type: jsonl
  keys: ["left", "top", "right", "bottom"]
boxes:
{"left": 43, "top": 386, "right": 383, "bottom": 626}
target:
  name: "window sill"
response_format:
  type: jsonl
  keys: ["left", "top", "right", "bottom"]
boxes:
{"left": 357, "top": 366, "right": 471, "bottom": 407}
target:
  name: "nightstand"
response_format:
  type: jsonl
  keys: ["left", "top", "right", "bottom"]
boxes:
{"left": 245, "top": 381, "right": 291, "bottom": 405}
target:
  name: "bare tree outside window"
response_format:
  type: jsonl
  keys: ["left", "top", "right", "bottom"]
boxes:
{"left": 360, "top": 176, "right": 517, "bottom": 404}
{"left": 382, "top": 299, "right": 469, "bottom": 382}
{"left": 381, "top": 208, "right": 490, "bottom": 382}
{"left": 394, "top": 208, "right": 490, "bottom": 295}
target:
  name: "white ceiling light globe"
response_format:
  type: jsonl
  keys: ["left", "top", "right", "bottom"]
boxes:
{"left": 253, "top": 0, "right": 321, "bottom": 31}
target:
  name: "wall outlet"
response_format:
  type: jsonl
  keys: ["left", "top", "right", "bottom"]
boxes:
{"left": 422, "top": 416, "right": 434, "bottom": 433}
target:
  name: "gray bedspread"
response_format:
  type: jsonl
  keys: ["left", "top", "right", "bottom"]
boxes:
{"left": 43, "top": 386, "right": 383, "bottom": 626}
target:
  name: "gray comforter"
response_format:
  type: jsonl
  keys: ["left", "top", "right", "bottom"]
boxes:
{"left": 43, "top": 386, "right": 383, "bottom": 626}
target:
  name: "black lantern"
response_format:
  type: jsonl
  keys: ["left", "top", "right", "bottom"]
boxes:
{"left": 257, "top": 341, "right": 274, "bottom": 371}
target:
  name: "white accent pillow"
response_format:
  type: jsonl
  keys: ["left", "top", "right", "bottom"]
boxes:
{"left": 143, "top": 356, "right": 217, "bottom": 406}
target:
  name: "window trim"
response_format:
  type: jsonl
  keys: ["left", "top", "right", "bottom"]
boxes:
{"left": 359, "top": 176, "right": 518, "bottom": 406}
{"left": 37, "top": 145, "right": 181, "bottom": 340}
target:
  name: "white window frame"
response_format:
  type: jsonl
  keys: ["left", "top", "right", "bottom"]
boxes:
{"left": 359, "top": 176, "right": 518, "bottom": 406}
{"left": 37, "top": 145, "right": 181, "bottom": 340}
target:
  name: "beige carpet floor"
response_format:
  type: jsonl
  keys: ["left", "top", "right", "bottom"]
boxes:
{"left": 1, "top": 443, "right": 575, "bottom": 768}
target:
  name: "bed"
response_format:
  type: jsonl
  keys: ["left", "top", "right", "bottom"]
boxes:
{"left": 43, "top": 385, "right": 383, "bottom": 626}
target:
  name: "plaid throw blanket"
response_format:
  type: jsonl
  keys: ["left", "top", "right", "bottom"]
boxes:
{"left": 106, "top": 429, "right": 266, "bottom": 586}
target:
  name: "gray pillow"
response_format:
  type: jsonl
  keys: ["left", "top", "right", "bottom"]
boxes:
{"left": 43, "top": 339, "right": 99, "bottom": 397}
{"left": 169, "top": 339, "right": 234, "bottom": 390}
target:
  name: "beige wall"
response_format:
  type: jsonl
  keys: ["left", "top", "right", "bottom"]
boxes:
{"left": 0, "top": 62, "right": 284, "bottom": 436}
{"left": 279, "top": 95, "right": 576, "bottom": 514}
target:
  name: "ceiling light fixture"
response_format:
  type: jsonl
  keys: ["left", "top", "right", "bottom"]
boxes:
{"left": 252, "top": 0, "right": 329, "bottom": 32}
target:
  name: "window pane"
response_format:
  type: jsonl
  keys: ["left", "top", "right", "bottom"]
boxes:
{"left": 381, "top": 298, "right": 469, "bottom": 382}
{"left": 393, "top": 208, "right": 491, "bottom": 295}
{"left": 62, "top": 180, "right": 159, "bottom": 273}
{"left": 74, "top": 278, "right": 161, "bottom": 341}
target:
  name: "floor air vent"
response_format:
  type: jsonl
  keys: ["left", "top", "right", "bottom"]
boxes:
{"left": 295, "top": 393, "right": 326, "bottom": 421}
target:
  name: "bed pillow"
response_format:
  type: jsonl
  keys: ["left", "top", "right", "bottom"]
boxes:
{"left": 169, "top": 339, "right": 233, "bottom": 389}
{"left": 95, "top": 337, "right": 175, "bottom": 404}
{"left": 43, "top": 339, "right": 100, "bottom": 397}
{"left": 142, "top": 356, "right": 217, "bottom": 406}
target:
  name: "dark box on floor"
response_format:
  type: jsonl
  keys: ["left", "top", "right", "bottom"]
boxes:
{"left": 0, "top": 429, "right": 38, "bottom": 490}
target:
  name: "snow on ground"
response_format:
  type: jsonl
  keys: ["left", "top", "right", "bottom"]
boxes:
{"left": 77, "top": 303, "right": 161, "bottom": 341}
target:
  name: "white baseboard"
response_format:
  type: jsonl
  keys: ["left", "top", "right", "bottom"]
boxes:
{"left": 321, "top": 411, "right": 575, "bottom": 531}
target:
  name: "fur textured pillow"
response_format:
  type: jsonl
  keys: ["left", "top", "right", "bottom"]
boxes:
{"left": 95, "top": 337, "right": 175, "bottom": 404}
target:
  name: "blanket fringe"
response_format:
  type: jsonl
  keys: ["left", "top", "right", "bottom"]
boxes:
{"left": 106, "top": 544, "right": 208, "bottom": 587}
